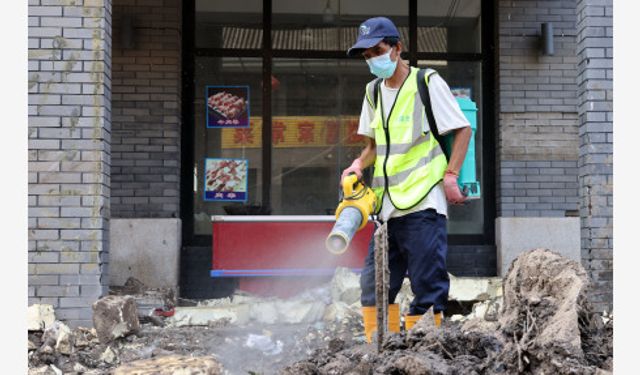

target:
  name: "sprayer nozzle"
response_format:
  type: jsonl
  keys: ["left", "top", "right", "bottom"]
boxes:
{"left": 326, "top": 233, "right": 348, "bottom": 255}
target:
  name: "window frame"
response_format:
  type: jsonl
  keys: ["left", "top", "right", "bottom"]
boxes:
{"left": 181, "top": 0, "right": 496, "bottom": 246}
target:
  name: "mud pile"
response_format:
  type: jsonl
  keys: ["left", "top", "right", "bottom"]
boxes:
{"left": 282, "top": 248, "right": 613, "bottom": 375}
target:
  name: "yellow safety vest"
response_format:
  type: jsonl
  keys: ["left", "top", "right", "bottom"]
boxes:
{"left": 365, "top": 67, "right": 448, "bottom": 213}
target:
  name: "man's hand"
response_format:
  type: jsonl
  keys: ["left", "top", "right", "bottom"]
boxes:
{"left": 340, "top": 159, "right": 364, "bottom": 185}
{"left": 443, "top": 170, "right": 467, "bottom": 205}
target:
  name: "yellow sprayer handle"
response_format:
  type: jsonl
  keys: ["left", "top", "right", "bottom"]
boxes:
{"left": 342, "top": 174, "right": 359, "bottom": 198}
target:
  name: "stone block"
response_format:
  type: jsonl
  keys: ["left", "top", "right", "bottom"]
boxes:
{"left": 449, "top": 275, "right": 503, "bottom": 302}
{"left": 27, "top": 304, "right": 56, "bottom": 331}
{"left": 495, "top": 217, "right": 581, "bottom": 276}
{"left": 330, "top": 267, "right": 361, "bottom": 305}
{"left": 92, "top": 295, "right": 140, "bottom": 344}
{"left": 167, "top": 305, "right": 250, "bottom": 327}
{"left": 113, "top": 355, "right": 224, "bottom": 375}
{"left": 109, "top": 218, "right": 181, "bottom": 289}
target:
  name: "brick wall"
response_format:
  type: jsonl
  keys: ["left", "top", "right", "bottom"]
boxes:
{"left": 28, "top": 0, "right": 112, "bottom": 328}
{"left": 110, "top": 0, "right": 181, "bottom": 218}
{"left": 498, "top": 0, "right": 580, "bottom": 217}
{"left": 576, "top": 0, "right": 613, "bottom": 312}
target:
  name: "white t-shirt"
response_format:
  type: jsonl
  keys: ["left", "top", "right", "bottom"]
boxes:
{"left": 357, "top": 71, "right": 471, "bottom": 221}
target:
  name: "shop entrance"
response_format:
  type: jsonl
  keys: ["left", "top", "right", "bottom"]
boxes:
{"left": 180, "top": 0, "right": 496, "bottom": 297}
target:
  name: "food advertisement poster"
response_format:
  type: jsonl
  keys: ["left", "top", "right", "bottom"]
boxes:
{"left": 206, "top": 86, "right": 250, "bottom": 128}
{"left": 204, "top": 158, "right": 248, "bottom": 202}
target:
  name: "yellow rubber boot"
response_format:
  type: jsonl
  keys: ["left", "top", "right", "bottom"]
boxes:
{"left": 405, "top": 311, "right": 444, "bottom": 330}
{"left": 388, "top": 304, "right": 400, "bottom": 334}
{"left": 404, "top": 314, "right": 421, "bottom": 331}
{"left": 362, "top": 306, "right": 377, "bottom": 343}
{"left": 362, "top": 305, "right": 401, "bottom": 343}
{"left": 434, "top": 311, "right": 443, "bottom": 328}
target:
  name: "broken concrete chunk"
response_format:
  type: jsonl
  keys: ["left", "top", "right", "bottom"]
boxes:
{"left": 396, "top": 278, "right": 414, "bottom": 316}
{"left": 167, "top": 305, "right": 250, "bottom": 327}
{"left": 468, "top": 298, "right": 503, "bottom": 322}
{"left": 244, "top": 333, "right": 284, "bottom": 356}
{"left": 323, "top": 302, "right": 360, "bottom": 323}
{"left": 72, "top": 363, "right": 88, "bottom": 373}
{"left": 448, "top": 274, "right": 503, "bottom": 302}
{"left": 92, "top": 295, "right": 140, "bottom": 344}
{"left": 39, "top": 345, "right": 54, "bottom": 355}
{"left": 113, "top": 354, "right": 224, "bottom": 375}
{"left": 197, "top": 297, "right": 232, "bottom": 307}
{"left": 497, "top": 248, "right": 593, "bottom": 373}
{"left": 250, "top": 301, "right": 279, "bottom": 325}
{"left": 100, "top": 346, "right": 118, "bottom": 365}
{"left": 27, "top": 366, "right": 57, "bottom": 375}
{"left": 27, "top": 304, "right": 56, "bottom": 331}
{"left": 42, "top": 320, "right": 72, "bottom": 354}
{"left": 460, "top": 317, "right": 500, "bottom": 334}
{"left": 53, "top": 322, "right": 74, "bottom": 355}
{"left": 278, "top": 301, "right": 326, "bottom": 324}
{"left": 330, "top": 267, "right": 361, "bottom": 305}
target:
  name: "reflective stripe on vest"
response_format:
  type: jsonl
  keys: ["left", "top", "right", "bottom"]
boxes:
{"left": 364, "top": 67, "right": 448, "bottom": 212}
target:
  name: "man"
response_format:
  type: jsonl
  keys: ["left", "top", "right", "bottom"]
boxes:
{"left": 342, "top": 17, "right": 472, "bottom": 342}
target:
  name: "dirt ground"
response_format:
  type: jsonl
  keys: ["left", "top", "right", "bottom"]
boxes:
{"left": 283, "top": 249, "right": 614, "bottom": 375}
{"left": 28, "top": 318, "right": 364, "bottom": 374}
{"left": 28, "top": 249, "right": 613, "bottom": 375}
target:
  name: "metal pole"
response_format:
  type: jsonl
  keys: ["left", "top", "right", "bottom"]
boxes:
{"left": 374, "top": 221, "right": 389, "bottom": 352}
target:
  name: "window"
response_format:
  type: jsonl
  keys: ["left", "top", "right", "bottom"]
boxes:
{"left": 187, "top": 0, "right": 492, "bottom": 241}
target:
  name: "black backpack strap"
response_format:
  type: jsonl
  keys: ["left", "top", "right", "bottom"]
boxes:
{"left": 373, "top": 78, "right": 382, "bottom": 110}
{"left": 365, "top": 78, "right": 383, "bottom": 110}
{"left": 417, "top": 68, "right": 449, "bottom": 160}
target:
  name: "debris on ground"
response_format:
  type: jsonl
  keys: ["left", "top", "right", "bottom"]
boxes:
{"left": 28, "top": 250, "right": 613, "bottom": 374}
{"left": 92, "top": 295, "right": 140, "bottom": 344}
{"left": 28, "top": 304, "right": 56, "bottom": 331}
{"left": 113, "top": 354, "right": 225, "bottom": 375}
{"left": 283, "top": 248, "right": 613, "bottom": 374}
{"left": 109, "top": 277, "right": 176, "bottom": 321}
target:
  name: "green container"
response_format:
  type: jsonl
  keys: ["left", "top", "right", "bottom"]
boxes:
{"left": 443, "top": 97, "right": 481, "bottom": 199}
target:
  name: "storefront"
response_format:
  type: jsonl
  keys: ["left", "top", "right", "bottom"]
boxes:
{"left": 181, "top": 0, "right": 496, "bottom": 274}
{"left": 28, "top": 0, "right": 612, "bottom": 327}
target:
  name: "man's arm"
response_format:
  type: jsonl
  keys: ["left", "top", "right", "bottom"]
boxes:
{"left": 446, "top": 127, "right": 471, "bottom": 176}
{"left": 341, "top": 137, "right": 376, "bottom": 184}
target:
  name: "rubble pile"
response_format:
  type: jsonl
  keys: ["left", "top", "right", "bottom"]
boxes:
{"left": 28, "top": 249, "right": 613, "bottom": 374}
{"left": 283, "top": 249, "right": 614, "bottom": 375}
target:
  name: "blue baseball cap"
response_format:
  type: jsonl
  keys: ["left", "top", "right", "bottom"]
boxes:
{"left": 347, "top": 17, "right": 400, "bottom": 57}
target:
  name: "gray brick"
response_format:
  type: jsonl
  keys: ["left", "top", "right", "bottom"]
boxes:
{"left": 38, "top": 172, "right": 82, "bottom": 184}
{"left": 38, "top": 218, "right": 81, "bottom": 229}
{"left": 40, "top": 17, "right": 83, "bottom": 28}
{"left": 29, "top": 139, "right": 60, "bottom": 150}
{"left": 29, "top": 6, "right": 63, "bottom": 16}
{"left": 80, "top": 240, "right": 104, "bottom": 252}
{"left": 29, "top": 297, "right": 59, "bottom": 306}
{"left": 58, "top": 297, "right": 97, "bottom": 308}
{"left": 28, "top": 251, "right": 60, "bottom": 263}
{"left": 60, "top": 274, "right": 101, "bottom": 285}
{"left": 60, "top": 251, "right": 99, "bottom": 263}
{"left": 38, "top": 195, "right": 81, "bottom": 206}
{"left": 29, "top": 275, "right": 59, "bottom": 286}
{"left": 34, "top": 263, "right": 79, "bottom": 274}
{"left": 36, "top": 240, "right": 79, "bottom": 252}
{"left": 36, "top": 285, "right": 80, "bottom": 297}
{"left": 80, "top": 263, "right": 102, "bottom": 274}
{"left": 64, "top": 183, "right": 104, "bottom": 196}
{"left": 60, "top": 207, "right": 97, "bottom": 218}
{"left": 29, "top": 229, "right": 59, "bottom": 240}
{"left": 60, "top": 229, "right": 103, "bottom": 240}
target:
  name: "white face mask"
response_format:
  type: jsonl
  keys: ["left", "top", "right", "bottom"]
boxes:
{"left": 365, "top": 48, "right": 398, "bottom": 79}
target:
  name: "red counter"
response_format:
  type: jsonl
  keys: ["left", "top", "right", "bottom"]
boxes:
{"left": 211, "top": 215, "right": 373, "bottom": 296}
